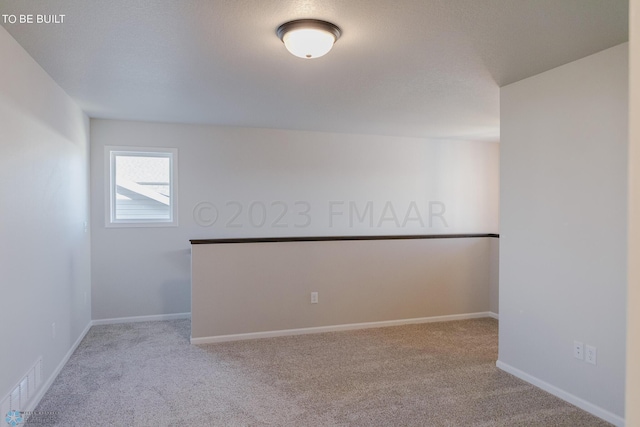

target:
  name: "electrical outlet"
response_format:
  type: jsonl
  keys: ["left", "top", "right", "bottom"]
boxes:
{"left": 19, "top": 377, "right": 28, "bottom": 405}
{"left": 10, "top": 387, "right": 19, "bottom": 411}
{"left": 585, "top": 345, "right": 597, "bottom": 365}
{"left": 35, "top": 359, "right": 42, "bottom": 388}
{"left": 574, "top": 341, "right": 584, "bottom": 360}
{"left": 51, "top": 322, "right": 56, "bottom": 339}
{"left": 310, "top": 292, "right": 318, "bottom": 304}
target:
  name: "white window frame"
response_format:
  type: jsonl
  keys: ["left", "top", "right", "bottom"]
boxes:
{"left": 105, "top": 146, "right": 178, "bottom": 228}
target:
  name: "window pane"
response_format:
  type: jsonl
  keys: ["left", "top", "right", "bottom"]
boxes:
{"left": 114, "top": 155, "right": 171, "bottom": 220}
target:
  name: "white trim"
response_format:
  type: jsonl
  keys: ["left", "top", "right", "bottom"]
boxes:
{"left": 496, "top": 360, "right": 624, "bottom": 427}
{"left": 487, "top": 311, "right": 499, "bottom": 320}
{"left": 191, "top": 311, "right": 495, "bottom": 345}
{"left": 92, "top": 312, "right": 191, "bottom": 326}
{"left": 24, "top": 321, "right": 92, "bottom": 414}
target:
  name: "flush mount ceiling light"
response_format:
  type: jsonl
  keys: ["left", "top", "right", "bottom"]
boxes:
{"left": 276, "top": 19, "right": 341, "bottom": 59}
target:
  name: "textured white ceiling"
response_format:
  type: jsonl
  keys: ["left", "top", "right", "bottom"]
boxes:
{"left": 0, "top": 0, "right": 628, "bottom": 140}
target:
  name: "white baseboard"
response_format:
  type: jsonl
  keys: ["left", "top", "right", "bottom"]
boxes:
{"left": 92, "top": 312, "right": 191, "bottom": 326}
{"left": 487, "top": 312, "right": 499, "bottom": 320}
{"left": 496, "top": 360, "right": 624, "bottom": 427}
{"left": 24, "top": 320, "right": 92, "bottom": 415}
{"left": 191, "top": 311, "right": 496, "bottom": 345}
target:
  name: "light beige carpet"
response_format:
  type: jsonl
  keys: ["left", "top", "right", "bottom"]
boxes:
{"left": 27, "top": 318, "right": 612, "bottom": 426}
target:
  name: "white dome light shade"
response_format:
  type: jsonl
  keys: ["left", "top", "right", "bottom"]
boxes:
{"left": 283, "top": 28, "right": 335, "bottom": 59}
{"left": 277, "top": 20, "right": 341, "bottom": 59}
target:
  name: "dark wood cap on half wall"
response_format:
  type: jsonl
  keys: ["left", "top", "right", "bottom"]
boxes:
{"left": 190, "top": 233, "right": 499, "bottom": 245}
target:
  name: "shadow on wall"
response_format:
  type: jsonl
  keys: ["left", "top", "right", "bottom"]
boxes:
{"left": 162, "top": 279, "right": 191, "bottom": 315}
{"left": 161, "top": 248, "right": 191, "bottom": 315}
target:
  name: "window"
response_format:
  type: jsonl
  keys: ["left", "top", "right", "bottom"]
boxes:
{"left": 106, "top": 147, "right": 178, "bottom": 227}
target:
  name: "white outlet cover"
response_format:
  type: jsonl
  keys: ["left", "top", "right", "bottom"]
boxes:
{"left": 586, "top": 345, "right": 597, "bottom": 365}
{"left": 19, "top": 378, "right": 28, "bottom": 406}
{"left": 28, "top": 368, "right": 36, "bottom": 400}
{"left": 35, "top": 359, "right": 42, "bottom": 389}
{"left": 10, "top": 387, "right": 20, "bottom": 411}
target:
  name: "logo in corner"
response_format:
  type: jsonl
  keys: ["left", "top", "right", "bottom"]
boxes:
{"left": 5, "top": 410, "right": 23, "bottom": 426}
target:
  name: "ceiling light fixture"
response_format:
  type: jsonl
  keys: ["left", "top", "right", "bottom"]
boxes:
{"left": 277, "top": 19, "right": 341, "bottom": 59}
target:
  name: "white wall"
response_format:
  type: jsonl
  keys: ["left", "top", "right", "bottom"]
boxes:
{"left": 0, "top": 27, "right": 91, "bottom": 403}
{"left": 90, "top": 119, "right": 499, "bottom": 320}
{"left": 192, "top": 237, "right": 494, "bottom": 340}
{"left": 499, "top": 43, "right": 628, "bottom": 424}
{"left": 626, "top": 0, "right": 640, "bottom": 424}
